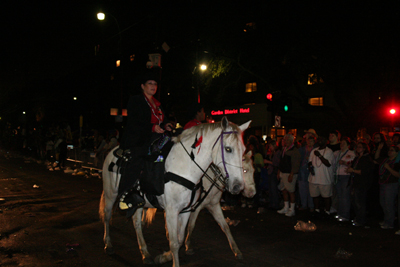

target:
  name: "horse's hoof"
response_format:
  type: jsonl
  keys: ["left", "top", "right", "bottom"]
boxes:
{"left": 235, "top": 253, "right": 244, "bottom": 262}
{"left": 154, "top": 254, "right": 163, "bottom": 265}
{"left": 185, "top": 248, "right": 195, "bottom": 255}
{"left": 104, "top": 246, "right": 115, "bottom": 255}
{"left": 143, "top": 257, "right": 155, "bottom": 265}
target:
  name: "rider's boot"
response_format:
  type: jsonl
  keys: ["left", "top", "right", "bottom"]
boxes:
{"left": 119, "top": 185, "right": 145, "bottom": 217}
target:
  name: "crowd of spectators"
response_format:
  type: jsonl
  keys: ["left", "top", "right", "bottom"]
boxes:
{"left": 0, "top": 120, "right": 120, "bottom": 170}
{"left": 227, "top": 129, "right": 400, "bottom": 236}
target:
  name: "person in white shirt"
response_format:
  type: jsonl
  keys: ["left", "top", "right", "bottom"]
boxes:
{"left": 308, "top": 136, "right": 334, "bottom": 217}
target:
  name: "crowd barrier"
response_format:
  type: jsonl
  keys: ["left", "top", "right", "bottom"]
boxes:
{"left": 66, "top": 147, "right": 106, "bottom": 172}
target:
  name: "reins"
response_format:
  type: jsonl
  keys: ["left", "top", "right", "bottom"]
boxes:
{"left": 175, "top": 128, "right": 241, "bottom": 213}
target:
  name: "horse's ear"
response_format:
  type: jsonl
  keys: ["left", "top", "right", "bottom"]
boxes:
{"left": 245, "top": 150, "right": 252, "bottom": 158}
{"left": 221, "top": 116, "right": 229, "bottom": 130}
{"left": 239, "top": 120, "right": 252, "bottom": 132}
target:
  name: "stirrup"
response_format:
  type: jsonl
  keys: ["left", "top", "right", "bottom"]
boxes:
{"left": 119, "top": 189, "right": 145, "bottom": 211}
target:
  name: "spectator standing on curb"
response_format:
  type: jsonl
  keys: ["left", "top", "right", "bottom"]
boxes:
{"left": 375, "top": 145, "right": 400, "bottom": 229}
{"left": 301, "top": 129, "right": 318, "bottom": 147}
{"left": 308, "top": 136, "right": 334, "bottom": 218}
{"left": 327, "top": 130, "right": 341, "bottom": 214}
{"left": 327, "top": 130, "right": 341, "bottom": 152}
{"left": 332, "top": 137, "right": 355, "bottom": 222}
{"left": 347, "top": 141, "right": 374, "bottom": 227}
{"left": 277, "top": 134, "right": 301, "bottom": 217}
{"left": 370, "top": 132, "right": 388, "bottom": 219}
{"left": 264, "top": 140, "right": 282, "bottom": 210}
{"left": 298, "top": 135, "right": 317, "bottom": 211}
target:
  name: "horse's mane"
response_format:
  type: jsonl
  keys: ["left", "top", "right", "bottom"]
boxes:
{"left": 173, "top": 121, "right": 241, "bottom": 143}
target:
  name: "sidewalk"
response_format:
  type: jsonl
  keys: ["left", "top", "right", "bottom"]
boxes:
{"left": 0, "top": 148, "right": 103, "bottom": 179}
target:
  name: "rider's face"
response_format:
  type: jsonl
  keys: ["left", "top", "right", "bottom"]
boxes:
{"left": 141, "top": 80, "right": 158, "bottom": 97}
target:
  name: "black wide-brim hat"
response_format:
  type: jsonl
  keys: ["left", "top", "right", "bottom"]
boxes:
{"left": 140, "top": 70, "right": 160, "bottom": 85}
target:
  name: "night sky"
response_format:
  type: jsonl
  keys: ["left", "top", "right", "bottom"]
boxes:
{"left": 4, "top": 1, "right": 397, "bottom": 83}
{"left": 2, "top": 1, "right": 400, "bottom": 131}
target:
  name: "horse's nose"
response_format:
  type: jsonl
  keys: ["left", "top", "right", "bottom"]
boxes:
{"left": 231, "top": 183, "right": 243, "bottom": 195}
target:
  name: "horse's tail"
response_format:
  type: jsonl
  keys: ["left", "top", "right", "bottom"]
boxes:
{"left": 99, "top": 191, "right": 106, "bottom": 223}
{"left": 145, "top": 208, "right": 157, "bottom": 227}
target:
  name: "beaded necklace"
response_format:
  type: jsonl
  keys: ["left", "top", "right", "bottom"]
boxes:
{"left": 282, "top": 144, "right": 294, "bottom": 158}
{"left": 316, "top": 147, "right": 327, "bottom": 168}
{"left": 144, "top": 95, "right": 163, "bottom": 125}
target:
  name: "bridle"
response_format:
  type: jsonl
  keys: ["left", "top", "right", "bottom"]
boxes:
{"left": 177, "top": 128, "right": 244, "bottom": 213}
{"left": 211, "top": 130, "right": 239, "bottom": 180}
{"left": 180, "top": 128, "right": 242, "bottom": 187}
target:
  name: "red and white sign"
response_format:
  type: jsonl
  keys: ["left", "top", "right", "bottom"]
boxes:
{"left": 275, "top": 116, "right": 281, "bottom": 127}
{"left": 211, "top": 108, "right": 250, "bottom": 116}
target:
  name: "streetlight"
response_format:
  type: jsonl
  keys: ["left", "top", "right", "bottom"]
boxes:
{"left": 193, "top": 64, "right": 207, "bottom": 104}
{"left": 97, "top": 12, "right": 105, "bottom": 20}
{"left": 96, "top": 12, "right": 122, "bottom": 53}
{"left": 96, "top": 11, "right": 124, "bottom": 115}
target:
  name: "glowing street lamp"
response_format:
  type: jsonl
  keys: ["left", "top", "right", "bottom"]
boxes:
{"left": 97, "top": 12, "right": 105, "bottom": 20}
{"left": 96, "top": 11, "right": 123, "bottom": 110}
{"left": 390, "top": 108, "right": 396, "bottom": 115}
{"left": 200, "top": 64, "right": 207, "bottom": 71}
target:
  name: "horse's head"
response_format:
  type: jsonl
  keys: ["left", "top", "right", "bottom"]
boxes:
{"left": 212, "top": 117, "right": 251, "bottom": 195}
{"left": 242, "top": 150, "right": 256, "bottom": 198}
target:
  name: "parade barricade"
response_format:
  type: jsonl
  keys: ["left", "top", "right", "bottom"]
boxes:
{"left": 66, "top": 147, "right": 104, "bottom": 172}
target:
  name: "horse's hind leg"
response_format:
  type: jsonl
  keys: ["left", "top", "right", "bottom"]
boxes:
{"left": 100, "top": 191, "right": 117, "bottom": 255}
{"left": 185, "top": 207, "right": 201, "bottom": 255}
{"left": 207, "top": 203, "right": 243, "bottom": 261}
{"left": 132, "top": 207, "right": 154, "bottom": 265}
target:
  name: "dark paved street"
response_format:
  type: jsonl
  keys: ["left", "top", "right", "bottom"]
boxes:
{"left": 0, "top": 151, "right": 399, "bottom": 267}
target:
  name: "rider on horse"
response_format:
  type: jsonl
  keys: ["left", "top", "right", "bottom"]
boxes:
{"left": 116, "top": 71, "right": 173, "bottom": 217}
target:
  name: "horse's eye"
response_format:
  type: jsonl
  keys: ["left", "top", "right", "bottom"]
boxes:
{"left": 225, "top": 147, "right": 232, "bottom": 153}
{"left": 243, "top": 169, "right": 248, "bottom": 173}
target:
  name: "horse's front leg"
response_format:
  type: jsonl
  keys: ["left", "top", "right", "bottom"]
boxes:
{"left": 156, "top": 208, "right": 187, "bottom": 267}
{"left": 132, "top": 207, "right": 154, "bottom": 265}
{"left": 154, "top": 207, "right": 178, "bottom": 265}
{"left": 207, "top": 203, "right": 243, "bottom": 261}
{"left": 185, "top": 207, "right": 201, "bottom": 255}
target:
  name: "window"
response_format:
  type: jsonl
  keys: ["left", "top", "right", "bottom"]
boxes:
{"left": 307, "top": 73, "right": 324, "bottom": 85}
{"left": 116, "top": 60, "right": 121, "bottom": 67}
{"left": 130, "top": 54, "right": 135, "bottom": 62}
{"left": 309, "top": 97, "right": 323, "bottom": 106}
{"left": 245, "top": 82, "right": 257, "bottom": 93}
{"left": 270, "top": 128, "right": 286, "bottom": 140}
{"left": 244, "top": 22, "right": 256, "bottom": 32}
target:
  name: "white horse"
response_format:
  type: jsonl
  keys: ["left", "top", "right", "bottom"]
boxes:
{"left": 100, "top": 117, "right": 250, "bottom": 267}
{"left": 141, "top": 150, "right": 255, "bottom": 264}
{"left": 184, "top": 150, "right": 255, "bottom": 261}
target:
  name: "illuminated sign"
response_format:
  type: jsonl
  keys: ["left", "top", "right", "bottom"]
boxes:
{"left": 211, "top": 108, "right": 250, "bottom": 115}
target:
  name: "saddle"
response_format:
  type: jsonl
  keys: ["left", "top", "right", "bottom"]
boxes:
{"left": 109, "top": 134, "right": 173, "bottom": 197}
{"left": 141, "top": 133, "right": 172, "bottom": 196}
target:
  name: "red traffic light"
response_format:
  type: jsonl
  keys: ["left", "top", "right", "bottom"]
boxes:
{"left": 390, "top": 108, "right": 396, "bottom": 115}
{"left": 266, "top": 93, "right": 273, "bottom": 101}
